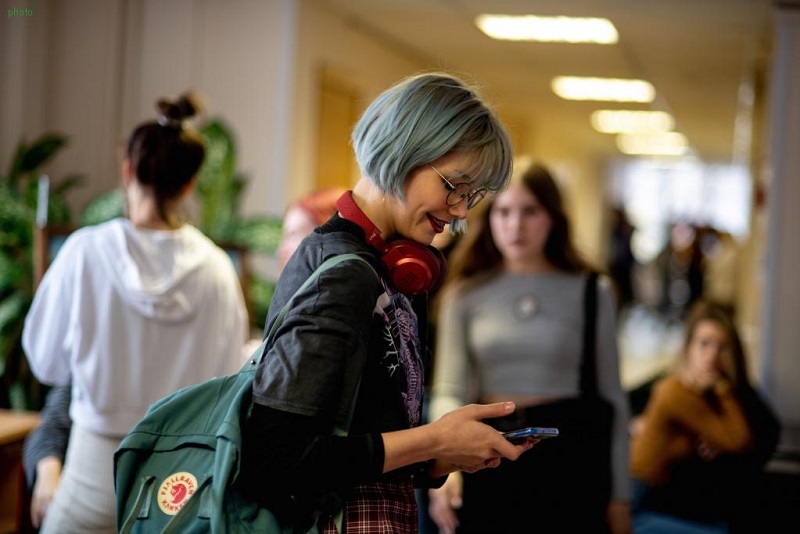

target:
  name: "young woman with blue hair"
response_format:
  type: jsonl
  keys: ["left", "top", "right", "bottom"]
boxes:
{"left": 239, "top": 72, "right": 536, "bottom": 533}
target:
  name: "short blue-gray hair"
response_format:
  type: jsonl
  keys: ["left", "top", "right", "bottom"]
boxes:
{"left": 351, "top": 72, "right": 513, "bottom": 200}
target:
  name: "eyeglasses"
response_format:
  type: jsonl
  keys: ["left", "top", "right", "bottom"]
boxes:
{"left": 429, "top": 165, "right": 487, "bottom": 210}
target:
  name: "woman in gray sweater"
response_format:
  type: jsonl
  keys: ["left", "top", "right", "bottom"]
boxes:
{"left": 428, "top": 158, "right": 632, "bottom": 534}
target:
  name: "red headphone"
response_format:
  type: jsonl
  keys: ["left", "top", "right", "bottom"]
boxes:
{"left": 335, "top": 190, "right": 446, "bottom": 295}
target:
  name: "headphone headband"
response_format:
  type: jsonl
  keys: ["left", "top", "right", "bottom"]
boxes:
{"left": 335, "top": 191, "right": 388, "bottom": 252}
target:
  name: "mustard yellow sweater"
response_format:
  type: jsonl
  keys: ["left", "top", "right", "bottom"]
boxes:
{"left": 630, "top": 375, "right": 754, "bottom": 486}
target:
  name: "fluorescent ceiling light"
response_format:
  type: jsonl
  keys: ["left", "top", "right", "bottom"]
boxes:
{"left": 475, "top": 14, "right": 618, "bottom": 44}
{"left": 591, "top": 110, "right": 674, "bottom": 133}
{"left": 617, "top": 132, "right": 689, "bottom": 156}
{"left": 552, "top": 76, "right": 655, "bottom": 102}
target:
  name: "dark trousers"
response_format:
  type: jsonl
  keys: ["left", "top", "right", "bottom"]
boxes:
{"left": 456, "top": 398, "right": 611, "bottom": 534}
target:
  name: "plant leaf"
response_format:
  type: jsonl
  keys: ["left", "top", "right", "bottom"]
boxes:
{"left": 4, "top": 141, "right": 28, "bottom": 187}
{"left": 0, "top": 291, "right": 30, "bottom": 373}
{"left": 51, "top": 173, "right": 85, "bottom": 195}
{"left": 197, "top": 120, "right": 238, "bottom": 238}
{"left": 0, "top": 252, "right": 25, "bottom": 295}
{"left": 231, "top": 217, "right": 283, "bottom": 254}
{"left": 0, "top": 184, "right": 34, "bottom": 252}
{"left": 20, "top": 133, "right": 68, "bottom": 175}
{"left": 79, "top": 189, "right": 125, "bottom": 226}
{"left": 247, "top": 276, "right": 275, "bottom": 330}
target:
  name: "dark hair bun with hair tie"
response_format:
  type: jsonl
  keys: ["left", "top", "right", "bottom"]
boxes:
{"left": 157, "top": 92, "right": 204, "bottom": 128}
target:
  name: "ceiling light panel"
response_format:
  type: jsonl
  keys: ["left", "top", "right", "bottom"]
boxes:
{"left": 617, "top": 132, "right": 689, "bottom": 156}
{"left": 475, "top": 14, "right": 618, "bottom": 44}
{"left": 552, "top": 76, "right": 655, "bottom": 102}
{"left": 591, "top": 110, "right": 674, "bottom": 133}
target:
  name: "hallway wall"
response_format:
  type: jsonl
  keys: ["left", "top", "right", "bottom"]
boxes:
{"left": 0, "top": 0, "right": 296, "bottom": 219}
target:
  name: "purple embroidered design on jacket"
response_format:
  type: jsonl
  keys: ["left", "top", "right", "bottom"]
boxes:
{"left": 378, "top": 290, "right": 423, "bottom": 427}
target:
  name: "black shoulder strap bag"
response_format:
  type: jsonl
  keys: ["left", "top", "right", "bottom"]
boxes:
{"left": 579, "top": 271, "right": 614, "bottom": 523}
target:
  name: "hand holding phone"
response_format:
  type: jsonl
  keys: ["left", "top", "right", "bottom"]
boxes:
{"left": 502, "top": 426, "right": 559, "bottom": 444}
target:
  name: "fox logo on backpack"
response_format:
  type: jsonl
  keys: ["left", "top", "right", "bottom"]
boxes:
{"left": 114, "top": 254, "right": 376, "bottom": 533}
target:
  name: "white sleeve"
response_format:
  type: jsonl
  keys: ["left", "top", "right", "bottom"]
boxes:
{"left": 214, "top": 255, "right": 251, "bottom": 376}
{"left": 429, "top": 284, "right": 472, "bottom": 422}
{"left": 22, "top": 237, "right": 78, "bottom": 386}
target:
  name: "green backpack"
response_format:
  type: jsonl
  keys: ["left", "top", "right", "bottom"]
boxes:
{"left": 114, "top": 254, "right": 375, "bottom": 533}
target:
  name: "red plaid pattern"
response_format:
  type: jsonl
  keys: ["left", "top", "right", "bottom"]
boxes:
{"left": 322, "top": 479, "right": 417, "bottom": 533}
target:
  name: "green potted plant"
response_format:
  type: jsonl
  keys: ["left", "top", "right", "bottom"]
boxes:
{"left": 0, "top": 133, "right": 83, "bottom": 410}
{"left": 195, "top": 119, "right": 281, "bottom": 328}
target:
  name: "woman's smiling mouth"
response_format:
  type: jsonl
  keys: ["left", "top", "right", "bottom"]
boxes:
{"left": 428, "top": 214, "right": 447, "bottom": 233}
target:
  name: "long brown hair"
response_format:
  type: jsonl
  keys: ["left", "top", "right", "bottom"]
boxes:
{"left": 430, "top": 160, "right": 595, "bottom": 320}
{"left": 444, "top": 159, "right": 592, "bottom": 289}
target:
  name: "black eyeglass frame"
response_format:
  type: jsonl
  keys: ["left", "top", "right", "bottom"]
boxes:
{"left": 429, "top": 165, "right": 487, "bottom": 210}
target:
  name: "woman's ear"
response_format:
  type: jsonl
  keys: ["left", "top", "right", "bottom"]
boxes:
{"left": 121, "top": 158, "right": 134, "bottom": 187}
{"left": 179, "top": 177, "right": 197, "bottom": 198}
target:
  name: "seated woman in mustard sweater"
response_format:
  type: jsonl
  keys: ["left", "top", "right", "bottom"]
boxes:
{"left": 630, "top": 299, "right": 780, "bottom": 534}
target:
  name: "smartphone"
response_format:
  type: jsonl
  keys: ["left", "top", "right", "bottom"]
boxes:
{"left": 502, "top": 426, "right": 559, "bottom": 443}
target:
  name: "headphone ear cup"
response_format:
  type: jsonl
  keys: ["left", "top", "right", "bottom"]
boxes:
{"left": 381, "top": 239, "right": 446, "bottom": 294}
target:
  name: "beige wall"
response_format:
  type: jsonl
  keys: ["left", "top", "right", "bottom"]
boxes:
{"left": 0, "top": 0, "right": 610, "bottom": 262}
{"left": 1, "top": 0, "right": 295, "bottom": 219}
{"left": 288, "top": 0, "right": 424, "bottom": 201}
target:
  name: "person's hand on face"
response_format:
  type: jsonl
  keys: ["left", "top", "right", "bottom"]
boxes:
{"left": 696, "top": 436, "right": 721, "bottom": 461}
{"left": 680, "top": 319, "right": 730, "bottom": 392}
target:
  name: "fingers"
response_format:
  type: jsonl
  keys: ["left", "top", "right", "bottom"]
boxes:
{"left": 30, "top": 495, "right": 47, "bottom": 528}
{"left": 466, "top": 401, "right": 516, "bottom": 419}
{"left": 429, "top": 477, "right": 462, "bottom": 534}
{"left": 454, "top": 454, "right": 509, "bottom": 473}
{"left": 30, "top": 473, "right": 59, "bottom": 528}
{"left": 429, "top": 498, "right": 459, "bottom": 534}
{"left": 430, "top": 401, "right": 541, "bottom": 478}
{"left": 436, "top": 402, "right": 538, "bottom": 465}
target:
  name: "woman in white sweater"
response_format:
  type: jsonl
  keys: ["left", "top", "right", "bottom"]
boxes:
{"left": 22, "top": 92, "right": 248, "bottom": 533}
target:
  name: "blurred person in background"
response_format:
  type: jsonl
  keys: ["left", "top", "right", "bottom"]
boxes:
{"left": 701, "top": 228, "right": 739, "bottom": 320}
{"left": 24, "top": 184, "right": 351, "bottom": 531}
{"left": 22, "top": 384, "right": 70, "bottom": 531}
{"left": 608, "top": 205, "right": 638, "bottom": 315}
{"left": 630, "top": 299, "right": 780, "bottom": 534}
{"left": 21, "top": 92, "right": 249, "bottom": 533}
{"left": 428, "top": 159, "right": 631, "bottom": 534}
{"left": 276, "top": 186, "right": 347, "bottom": 274}
{"left": 656, "top": 222, "right": 704, "bottom": 323}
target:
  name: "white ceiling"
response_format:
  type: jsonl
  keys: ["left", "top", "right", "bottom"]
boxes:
{"left": 322, "top": 0, "right": 779, "bottom": 164}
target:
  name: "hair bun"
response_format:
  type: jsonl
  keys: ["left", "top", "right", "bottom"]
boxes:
{"left": 156, "top": 91, "right": 205, "bottom": 128}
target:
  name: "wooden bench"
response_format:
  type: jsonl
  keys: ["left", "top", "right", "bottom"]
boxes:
{"left": 0, "top": 409, "right": 40, "bottom": 534}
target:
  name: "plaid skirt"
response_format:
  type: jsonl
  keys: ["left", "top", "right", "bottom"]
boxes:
{"left": 322, "top": 479, "right": 417, "bottom": 534}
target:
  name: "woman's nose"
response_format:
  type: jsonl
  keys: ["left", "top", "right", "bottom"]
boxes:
{"left": 448, "top": 202, "right": 469, "bottom": 220}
